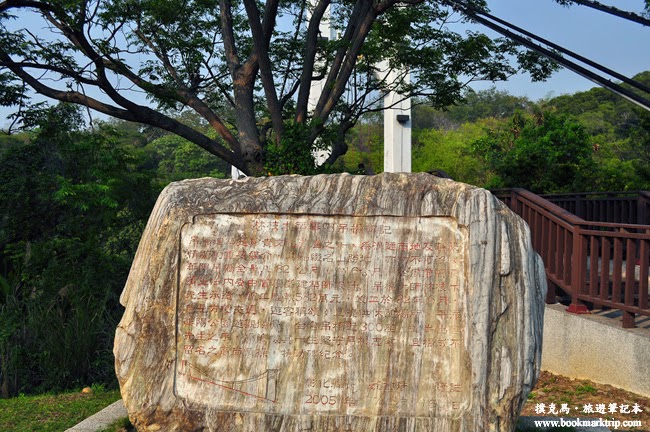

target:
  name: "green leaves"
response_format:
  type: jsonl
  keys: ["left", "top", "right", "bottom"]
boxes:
{"left": 0, "top": 104, "right": 159, "bottom": 395}
{"left": 0, "top": 72, "right": 24, "bottom": 107}
{"left": 264, "top": 119, "right": 333, "bottom": 175}
{"left": 1, "top": 0, "right": 564, "bottom": 174}
{"left": 144, "top": 130, "right": 229, "bottom": 181}
{"left": 412, "top": 120, "right": 495, "bottom": 186}
{"left": 470, "top": 110, "right": 595, "bottom": 193}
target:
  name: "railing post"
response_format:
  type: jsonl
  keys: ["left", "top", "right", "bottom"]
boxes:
{"left": 576, "top": 194, "right": 584, "bottom": 219}
{"left": 639, "top": 191, "right": 650, "bottom": 225}
{"left": 545, "top": 279, "right": 557, "bottom": 304}
{"left": 510, "top": 189, "right": 519, "bottom": 214}
{"left": 621, "top": 234, "right": 636, "bottom": 328}
{"left": 567, "top": 224, "right": 589, "bottom": 314}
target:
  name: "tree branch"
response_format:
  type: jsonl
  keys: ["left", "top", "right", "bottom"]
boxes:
{"left": 1, "top": 50, "right": 246, "bottom": 169}
{"left": 313, "top": 1, "right": 378, "bottom": 123}
{"left": 242, "top": 0, "right": 284, "bottom": 141}
{"left": 0, "top": 0, "right": 55, "bottom": 13}
{"left": 220, "top": 0, "right": 241, "bottom": 75}
{"left": 295, "top": 0, "right": 331, "bottom": 123}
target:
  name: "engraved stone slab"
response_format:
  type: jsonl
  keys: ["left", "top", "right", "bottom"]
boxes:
{"left": 177, "top": 214, "right": 468, "bottom": 417}
{"left": 114, "top": 173, "right": 547, "bottom": 431}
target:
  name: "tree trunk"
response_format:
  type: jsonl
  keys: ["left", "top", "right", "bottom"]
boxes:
{"left": 231, "top": 67, "right": 265, "bottom": 176}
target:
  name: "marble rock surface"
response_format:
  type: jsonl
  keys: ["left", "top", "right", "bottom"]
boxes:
{"left": 114, "top": 173, "right": 547, "bottom": 432}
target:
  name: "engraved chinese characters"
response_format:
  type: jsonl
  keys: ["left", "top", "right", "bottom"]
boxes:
{"left": 177, "top": 214, "right": 469, "bottom": 417}
{"left": 115, "top": 173, "right": 547, "bottom": 432}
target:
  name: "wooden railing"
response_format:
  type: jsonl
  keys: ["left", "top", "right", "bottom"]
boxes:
{"left": 495, "top": 189, "right": 650, "bottom": 328}
{"left": 541, "top": 191, "right": 650, "bottom": 226}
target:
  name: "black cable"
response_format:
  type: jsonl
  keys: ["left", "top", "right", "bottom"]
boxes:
{"left": 448, "top": 0, "right": 650, "bottom": 112}
{"left": 561, "top": 0, "right": 650, "bottom": 27}
{"left": 475, "top": 5, "right": 650, "bottom": 97}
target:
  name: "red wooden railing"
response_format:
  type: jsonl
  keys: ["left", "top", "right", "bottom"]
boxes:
{"left": 541, "top": 191, "right": 650, "bottom": 226}
{"left": 495, "top": 189, "right": 650, "bottom": 328}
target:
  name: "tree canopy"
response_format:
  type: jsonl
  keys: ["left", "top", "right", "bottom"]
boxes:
{"left": 471, "top": 110, "right": 594, "bottom": 193}
{"left": 0, "top": 0, "right": 556, "bottom": 175}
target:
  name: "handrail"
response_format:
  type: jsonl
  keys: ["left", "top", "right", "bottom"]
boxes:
{"left": 494, "top": 188, "right": 650, "bottom": 329}
{"left": 542, "top": 190, "right": 645, "bottom": 198}
{"left": 536, "top": 190, "right": 650, "bottom": 226}
{"left": 506, "top": 188, "right": 587, "bottom": 226}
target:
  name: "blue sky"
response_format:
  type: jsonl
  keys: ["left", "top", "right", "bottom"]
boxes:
{"left": 469, "top": 0, "right": 650, "bottom": 100}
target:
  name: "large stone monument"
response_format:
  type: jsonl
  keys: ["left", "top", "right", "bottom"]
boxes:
{"left": 114, "top": 173, "right": 546, "bottom": 431}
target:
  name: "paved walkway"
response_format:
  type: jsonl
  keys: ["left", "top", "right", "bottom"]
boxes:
{"left": 65, "top": 400, "right": 127, "bottom": 432}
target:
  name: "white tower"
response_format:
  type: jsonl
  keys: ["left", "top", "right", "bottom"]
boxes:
{"left": 378, "top": 62, "right": 411, "bottom": 173}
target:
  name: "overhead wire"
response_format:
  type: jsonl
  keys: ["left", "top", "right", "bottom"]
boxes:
{"left": 559, "top": 0, "right": 650, "bottom": 27}
{"left": 445, "top": 0, "right": 650, "bottom": 112}
{"left": 473, "top": 6, "right": 650, "bottom": 96}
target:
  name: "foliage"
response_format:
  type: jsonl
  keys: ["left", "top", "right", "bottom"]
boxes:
{"left": 144, "top": 134, "right": 229, "bottom": 182}
{"left": 470, "top": 110, "right": 595, "bottom": 193}
{"left": 337, "top": 115, "right": 384, "bottom": 174}
{"left": 629, "top": 108, "right": 650, "bottom": 184}
{"left": 412, "top": 88, "right": 534, "bottom": 131}
{"left": 413, "top": 119, "right": 498, "bottom": 186}
{"left": 544, "top": 71, "right": 650, "bottom": 191}
{"left": 0, "top": 0, "right": 557, "bottom": 175}
{"left": 0, "top": 105, "right": 158, "bottom": 396}
{"left": 264, "top": 120, "right": 336, "bottom": 175}
{"left": 0, "top": 387, "right": 121, "bottom": 432}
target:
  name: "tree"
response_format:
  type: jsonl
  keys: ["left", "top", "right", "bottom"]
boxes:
{"left": 471, "top": 110, "right": 595, "bottom": 193}
{"left": 0, "top": 104, "right": 157, "bottom": 395}
{"left": 0, "top": 0, "right": 556, "bottom": 175}
{"left": 412, "top": 88, "right": 533, "bottom": 131}
{"left": 544, "top": 70, "right": 650, "bottom": 190}
{"left": 413, "top": 118, "right": 497, "bottom": 185}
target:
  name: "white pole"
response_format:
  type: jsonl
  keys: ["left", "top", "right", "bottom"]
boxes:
{"left": 231, "top": 165, "right": 245, "bottom": 180}
{"left": 306, "top": 7, "right": 413, "bottom": 172}
{"left": 379, "top": 62, "right": 411, "bottom": 173}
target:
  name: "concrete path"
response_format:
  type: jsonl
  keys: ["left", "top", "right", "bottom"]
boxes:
{"left": 65, "top": 400, "right": 127, "bottom": 432}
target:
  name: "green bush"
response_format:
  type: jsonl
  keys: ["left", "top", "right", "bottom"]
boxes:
{"left": 0, "top": 105, "right": 157, "bottom": 396}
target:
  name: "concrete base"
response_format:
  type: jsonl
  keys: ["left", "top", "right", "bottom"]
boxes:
{"left": 65, "top": 400, "right": 127, "bottom": 432}
{"left": 541, "top": 303, "right": 650, "bottom": 398}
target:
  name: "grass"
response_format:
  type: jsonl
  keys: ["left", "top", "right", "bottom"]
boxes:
{"left": 520, "top": 371, "right": 650, "bottom": 431}
{"left": 1, "top": 371, "right": 648, "bottom": 431}
{"left": 0, "top": 386, "right": 122, "bottom": 432}
{"left": 575, "top": 383, "right": 598, "bottom": 395}
{"left": 97, "top": 416, "right": 134, "bottom": 432}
